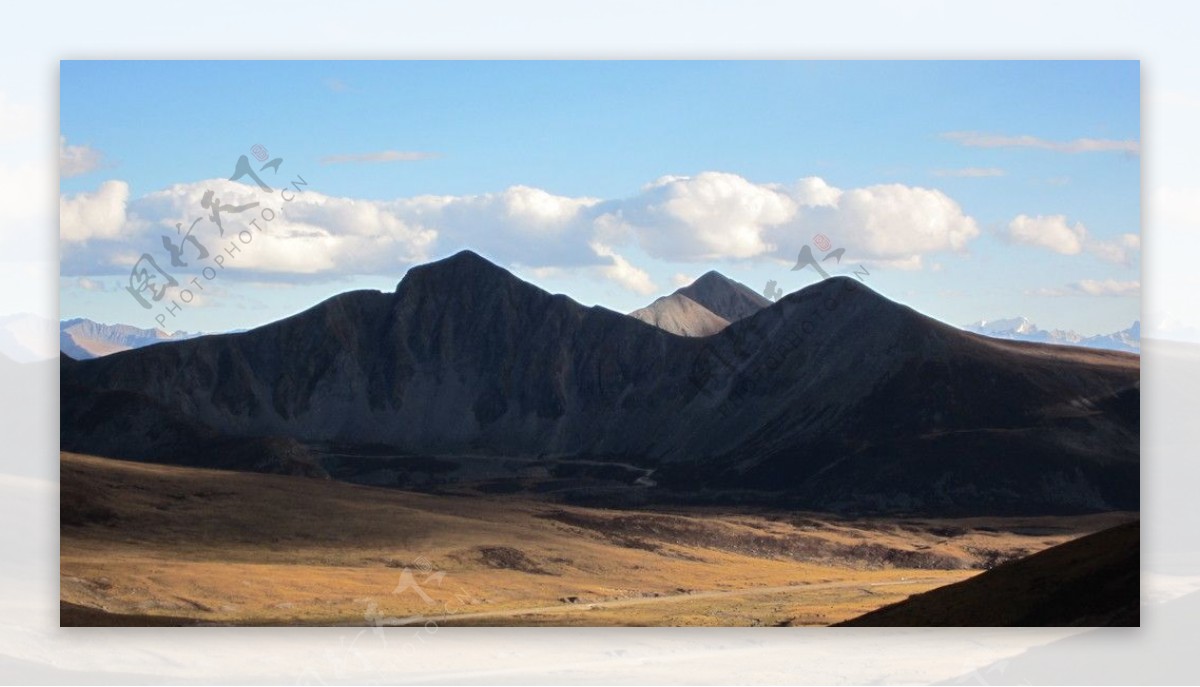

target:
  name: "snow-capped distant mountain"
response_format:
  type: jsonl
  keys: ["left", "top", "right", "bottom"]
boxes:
{"left": 964, "top": 317, "right": 1139, "bottom": 353}
{"left": 1081, "top": 321, "right": 1140, "bottom": 353}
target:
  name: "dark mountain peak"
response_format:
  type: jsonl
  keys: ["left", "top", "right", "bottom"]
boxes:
{"left": 695, "top": 269, "right": 729, "bottom": 282}
{"left": 400, "top": 249, "right": 503, "bottom": 282}
{"left": 780, "top": 275, "right": 896, "bottom": 308}
{"left": 397, "top": 249, "right": 526, "bottom": 295}
{"left": 676, "top": 270, "right": 772, "bottom": 322}
{"left": 438, "top": 248, "right": 495, "bottom": 268}
{"left": 787, "top": 274, "right": 870, "bottom": 298}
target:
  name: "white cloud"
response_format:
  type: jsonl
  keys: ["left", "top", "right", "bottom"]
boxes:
{"left": 670, "top": 273, "right": 694, "bottom": 288}
{"left": 60, "top": 172, "right": 986, "bottom": 284}
{"left": 60, "top": 178, "right": 602, "bottom": 279}
{"left": 589, "top": 242, "right": 657, "bottom": 295}
{"left": 319, "top": 150, "right": 440, "bottom": 164}
{"left": 1006, "top": 214, "right": 1140, "bottom": 265}
{"left": 933, "top": 167, "right": 1006, "bottom": 178}
{"left": 138, "top": 180, "right": 438, "bottom": 275}
{"left": 794, "top": 176, "right": 843, "bottom": 207}
{"left": 1031, "top": 279, "right": 1141, "bottom": 297}
{"left": 60, "top": 180, "right": 130, "bottom": 243}
{"left": 801, "top": 183, "right": 980, "bottom": 264}
{"left": 75, "top": 276, "right": 111, "bottom": 292}
{"left": 1088, "top": 233, "right": 1141, "bottom": 265}
{"left": 942, "top": 131, "right": 1140, "bottom": 155}
{"left": 606, "top": 172, "right": 795, "bottom": 261}
{"left": 600, "top": 173, "right": 979, "bottom": 268}
{"left": 59, "top": 136, "right": 106, "bottom": 178}
{"left": 1006, "top": 214, "right": 1087, "bottom": 255}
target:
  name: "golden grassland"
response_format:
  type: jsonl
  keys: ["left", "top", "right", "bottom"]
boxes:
{"left": 60, "top": 452, "right": 1135, "bottom": 627}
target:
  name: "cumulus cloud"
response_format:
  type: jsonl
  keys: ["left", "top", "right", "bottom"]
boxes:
{"left": 75, "top": 276, "right": 112, "bottom": 292}
{"left": 1031, "top": 279, "right": 1141, "bottom": 297}
{"left": 319, "top": 150, "right": 440, "bottom": 164}
{"left": 60, "top": 171, "right": 988, "bottom": 293}
{"left": 793, "top": 176, "right": 843, "bottom": 207}
{"left": 1006, "top": 214, "right": 1140, "bottom": 265}
{"left": 798, "top": 183, "right": 979, "bottom": 264}
{"left": 671, "top": 273, "right": 694, "bottom": 288}
{"left": 59, "top": 178, "right": 601, "bottom": 284}
{"left": 602, "top": 172, "right": 795, "bottom": 261}
{"left": 596, "top": 172, "right": 979, "bottom": 268}
{"left": 933, "top": 167, "right": 1006, "bottom": 178}
{"left": 942, "top": 131, "right": 1140, "bottom": 155}
{"left": 60, "top": 180, "right": 130, "bottom": 243}
{"left": 589, "top": 242, "right": 657, "bottom": 295}
{"left": 1006, "top": 214, "right": 1087, "bottom": 254}
{"left": 1088, "top": 233, "right": 1141, "bottom": 266}
{"left": 59, "top": 136, "right": 106, "bottom": 178}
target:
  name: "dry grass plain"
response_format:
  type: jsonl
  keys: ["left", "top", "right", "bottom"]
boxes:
{"left": 60, "top": 452, "right": 1136, "bottom": 627}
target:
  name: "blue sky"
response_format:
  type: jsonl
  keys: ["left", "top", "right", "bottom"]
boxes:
{"left": 59, "top": 60, "right": 1140, "bottom": 335}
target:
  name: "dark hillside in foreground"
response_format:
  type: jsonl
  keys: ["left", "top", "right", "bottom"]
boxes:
{"left": 838, "top": 521, "right": 1139, "bottom": 626}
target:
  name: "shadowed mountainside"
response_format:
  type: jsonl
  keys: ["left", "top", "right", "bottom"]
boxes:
{"left": 837, "top": 521, "right": 1139, "bottom": 626}
{"left": 61, "top": 250, "right": 1140, "bottom": 515}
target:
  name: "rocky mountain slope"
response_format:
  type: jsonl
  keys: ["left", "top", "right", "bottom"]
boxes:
{"left": 628, "top": 293, "right": 730, "bottom": 337}
{"left": 628, "top": 271, "right": 771, "bottom": 337}
{"left": 674, "top": 271, "right": 772, "bottom": 323}
{"left": 61, "top": 250, "right": 1140, "bottom": 515}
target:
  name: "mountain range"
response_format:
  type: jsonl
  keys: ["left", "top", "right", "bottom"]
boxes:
{"left": 60, "top": 250, "right": 1140, "bottom": 515}
{"left": 59, "top": 318, "right": 202, "bottom": 360}
{"left": 624, "top": 278, "right": 1140, "bottom": 356}
{"left": 964, "top": 317, "right": 1140, "bottom": 353}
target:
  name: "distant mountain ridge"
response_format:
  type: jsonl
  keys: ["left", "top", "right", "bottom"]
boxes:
{"left": 965, "top": 317, "right": 1140, "bottom": 353}
{"left": 61, "top": 250, "right": 1140, "bottom": 515}
{"left": 60, "top": 318, "right": 203, "bottom": 359}
{"left": 628, "top": 293, "right": 730, "bottom": 337}
{"left": 675, "top": 271, "right": 773, "bottom": 322}
{"left": 628, "top": 271, "right": 769, "bottom": 337}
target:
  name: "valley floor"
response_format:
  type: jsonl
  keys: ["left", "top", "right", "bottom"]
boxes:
{"left": 60, "top": 452, "right": 1136, "bottom": 627}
